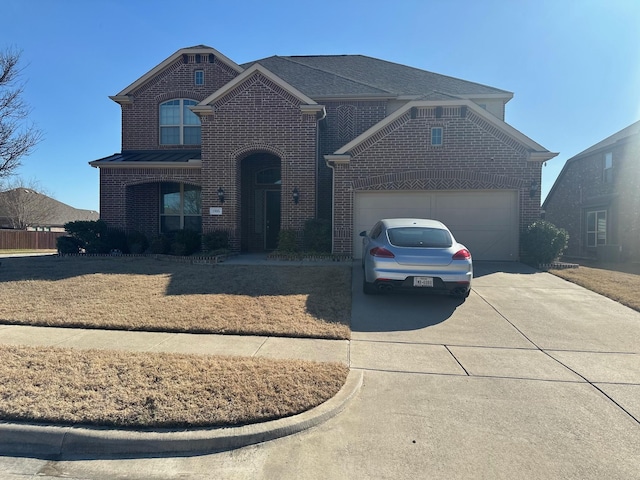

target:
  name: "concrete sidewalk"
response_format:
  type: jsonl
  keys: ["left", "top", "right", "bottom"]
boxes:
{"left": 0, "top": 324, "right": 359, "bottom": 456}
{"left": 0, "top": 324, "right": 350, "bottom": 364}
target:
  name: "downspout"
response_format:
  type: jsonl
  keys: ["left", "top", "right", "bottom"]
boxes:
{"left": 324, "top": 154, "right": 351, "bottom": 255}
{"left": 314, "top": 108, "right": 326, "bottom": 219}
{"left": 326, "top": 160, "right": 336, "bottom": 254}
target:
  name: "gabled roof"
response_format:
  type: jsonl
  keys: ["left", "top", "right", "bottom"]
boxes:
{"left": 326, "top": 99, "right": 556, "bottom": 163}
{"left": 195, "top": 63, "right": 319, "bottom": 112}
{"left": 243, "top": 55, "right": 513, "bottom": 100}
{"left": 111, "top": 46, "right": 243, "bottom": 102}
{"left": 570, "top": 120, "right": 640, "bottom": 160}
{"left": 542, "top": 120, "right": 640, "bottom": 209}
{"left": 0, "top": 189, "right": 99, "bottom": 228}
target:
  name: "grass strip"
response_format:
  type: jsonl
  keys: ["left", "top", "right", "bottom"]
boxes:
{"left": 550, "top": 266, "right": 640, "bottom": 312}
{"left": 0, "top": 344, "right": 349, "bottom": 429}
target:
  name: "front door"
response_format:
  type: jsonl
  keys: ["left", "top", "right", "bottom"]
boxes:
{"left": 265, "top": 190, "right": 281, "bottom": 250}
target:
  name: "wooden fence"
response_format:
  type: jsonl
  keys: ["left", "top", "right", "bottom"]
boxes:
{"left": 0, "top": 230, "right": 65, "bottom": 250}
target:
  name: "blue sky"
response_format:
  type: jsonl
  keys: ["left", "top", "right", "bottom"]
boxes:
{"left": 2, "top": 0, "right": 639, "bottom": 212}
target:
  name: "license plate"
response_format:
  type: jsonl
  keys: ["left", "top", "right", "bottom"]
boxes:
{"left": 413, "top": 276, "right": 434, "bottom": 287}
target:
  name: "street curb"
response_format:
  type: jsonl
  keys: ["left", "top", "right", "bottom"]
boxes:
{"left": 0, "top": 370, "right": 363, "bottom": 457}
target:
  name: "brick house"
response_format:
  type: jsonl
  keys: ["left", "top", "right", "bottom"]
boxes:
{"left": 543, "top": 120, "right": 640, "bottom": 262}
{"left": 0, "top": 188, "right": 99, "bottom": 231}
{"left": 91, "top": 45, "right": 556, "bottom": 260}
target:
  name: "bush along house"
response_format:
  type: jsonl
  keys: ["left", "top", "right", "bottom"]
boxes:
{"left": 90, "top": 45, "right": 557, "bottom": 260}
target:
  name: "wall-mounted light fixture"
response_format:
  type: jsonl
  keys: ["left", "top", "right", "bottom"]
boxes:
{"left": 292, "top": 187, "right": 300, "bottom": 204}
{"left": 529, "top": 180, "right": 538, "bottom": 198}
{"left": 217, "top": 187, "right": 225, "bottom": 204}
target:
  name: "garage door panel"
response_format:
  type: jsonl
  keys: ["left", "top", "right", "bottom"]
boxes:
{"left": 354, "top": 190, "right": 518, "bottom": 261}
{"left": 447, "top": 228, "right": 516, "bottom": 260}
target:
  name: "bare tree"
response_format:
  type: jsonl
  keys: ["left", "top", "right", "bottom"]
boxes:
{"left": 0, "top": 47, "right": 42, "bottom": 179}
{"left": 0, "top": 178, "right": 60, "bottom": 229}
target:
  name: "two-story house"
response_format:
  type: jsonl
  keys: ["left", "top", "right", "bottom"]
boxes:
{"left": 91, "top": 45, "right": 556, "bottom": 260}
{"left": 543, "top": 120, "right": 640, "bottom": 262}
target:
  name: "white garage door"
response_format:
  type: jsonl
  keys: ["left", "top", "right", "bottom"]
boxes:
{"left": 353, "top": 190, "right": 519, "bottom": 261}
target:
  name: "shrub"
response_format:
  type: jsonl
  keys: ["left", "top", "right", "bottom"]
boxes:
{"left": 64, "top": 219, "right": 108, "bottom": 253}
{"left": 276, "top": 229, "right": 298, "bottom": 253}
{"left": 521, "top": 220, "right": 569, "bottom": 265}
{"left": 170, "top": 230, "right": 202, "bottom": 256}
{"left": 203, "top": 230, "right": 230, "bottom": 251}
{"left": 150, "top": 235, "right": 171, "bottom": 254}
{"left": 62, "top": 220, "right": 129, "bottom": 254}
{"left": 103, "top": 228, "right": 128, "bottom": 253}
{"left": 303, "top": 218, "right": 331, "bottom": 253}
{"left": 127, "top": 230, "right": 149, "bottom": 254}
{"left": 56, "top": 236, "right": 84, "bottom": 254}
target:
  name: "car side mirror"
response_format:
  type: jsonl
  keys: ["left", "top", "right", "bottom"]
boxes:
{"left": 359, "top": 230, "right": 367, "bottom": 237}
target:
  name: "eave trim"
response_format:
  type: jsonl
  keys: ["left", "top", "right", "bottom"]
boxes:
{"left": 112, "top": 47, "right": 243, "bottom": 99}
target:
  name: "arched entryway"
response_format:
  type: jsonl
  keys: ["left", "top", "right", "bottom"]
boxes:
{"left": 240, "top": 152, "right": 281, "bottom": 252}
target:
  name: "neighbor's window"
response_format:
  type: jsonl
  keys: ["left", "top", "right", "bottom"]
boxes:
{"left": 194, "top": 70, "right": 204, "bottom": 86}
{"left": 431, "top": 127, "right": 443, "bottom": 146}
{"left": 586, "top": 210, "right": 606, "bottom": 247}
{"left": 160, "top": 182, "right": 202, "bottom": 233}
{"left": 159, "top": 99, "right": 201, "bottom": 145}
{"left": 604, "top": 152, "right": 613, "bottom": 183}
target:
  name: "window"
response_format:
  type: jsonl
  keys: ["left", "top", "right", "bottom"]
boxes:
{"left": 604, "top": 152, "right": 613, "bottom": 183}
{"left": 194, "top": 70, "right": 204, "bottom": 85}
{"left": 160, "top": 183, "right": 202, "bottom": 233}
{"left": 159, "top": 99, "right": 201, "bottom": 145}
{"left": 586, "top": 210, "right": 606, "bottom": 247}
{"left": 369, "top": 222, "right": 383, "bottom": 239}
{"left": 387, "top": 227, "right": 452, "bottom": 248}
{"left": 256, "top": 168, "right": 281, "bottom": 185}
{"left": 431, "top": 127, "right": 443, "bottom": 146}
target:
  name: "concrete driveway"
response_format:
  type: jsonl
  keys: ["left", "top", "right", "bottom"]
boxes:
{"left": 2, "top": 262, "right": 639, "bottom": 479}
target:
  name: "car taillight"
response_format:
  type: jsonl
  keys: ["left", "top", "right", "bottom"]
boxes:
{"left": 370, "top": 247, "right": 395, "bottom": 258}
{"left": 452, "top": 248, "right": 471, "bottom": 260}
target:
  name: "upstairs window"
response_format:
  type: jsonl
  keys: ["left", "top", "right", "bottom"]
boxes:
{"left": 604, "top": 152, "right": 613, "bottom": 183}
{"left": 586, "top": 210, "right": 606, "bottom": 247}
{"left": 159, "top": 99, "right": 201, "bottom": 145}
{"left": 431, "top": 127, "right": 443, "bottom": 146}
{"left": 194, "top": 70, "right": 204, "bottom": 86}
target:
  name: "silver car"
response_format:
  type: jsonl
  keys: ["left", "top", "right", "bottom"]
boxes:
{"left": 360, "top": 218, "right": 472, "bottom": 299}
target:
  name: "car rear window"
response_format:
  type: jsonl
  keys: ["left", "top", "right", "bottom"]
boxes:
{"left": 387, "top": 227, "right": 452, "bottom": 248}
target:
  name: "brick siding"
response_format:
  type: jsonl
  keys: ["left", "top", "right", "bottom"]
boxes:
{"left": 99, "top": 49, "right": 549, "bottom": 258}
{"left": 544, "top": 137, "right": 640, "bottom": 261}
{"left": 121, "top": 56, "right": 239, "bottom": 150}
{"left": 199, "top": 72, "right": 318, "bottom": 251}
{"left": 330, "top": 106, "right": 542, "bottom": 255}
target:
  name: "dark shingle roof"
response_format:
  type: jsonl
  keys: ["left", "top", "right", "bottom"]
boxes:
{"left": 0, "top": 189, "right": 99, "bottom": 228}
{"left": 242, "top": 55, "right": 511, "bottom": 98}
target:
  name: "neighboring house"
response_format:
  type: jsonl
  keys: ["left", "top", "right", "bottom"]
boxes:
{"left": 543, "top": 120, "right": 640, "bottom": 262}
{"left": 0, "top": 188, "right": 99, "bottom": 232}
{"left": 90, "top": 45, "right": 556, "bottom": 260}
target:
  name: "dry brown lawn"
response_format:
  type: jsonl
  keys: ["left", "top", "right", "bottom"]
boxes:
{"left": 0, "top": 256, "right": 351, "bottom": 340}
{"left": 550, "top": 265, "right": 640, "bottom": 312}
{"left": 0, "top": 255, "right": 352, "bottom": 428}
{"left": 0, "top": 344, "right": 349, "bottom": 428}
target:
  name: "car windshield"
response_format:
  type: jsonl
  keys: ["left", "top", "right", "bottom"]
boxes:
{"left": 387, "top": 227, "right": 452, "bottom": 248}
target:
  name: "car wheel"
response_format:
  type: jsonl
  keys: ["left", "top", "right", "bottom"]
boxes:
{"left": 363, "top": 279, "right": 377, "bottom": 295}
{"left": 454, "top": 289, "right": 470, "bottom": 300}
